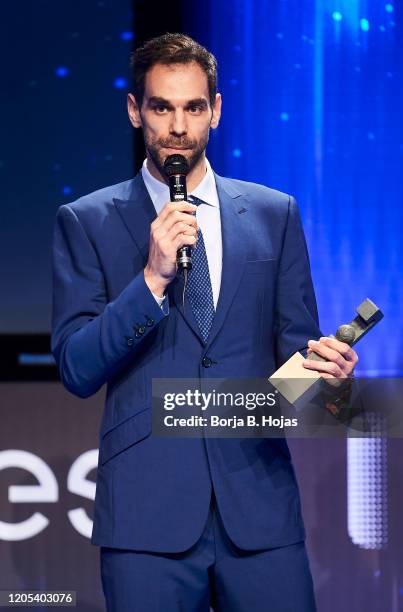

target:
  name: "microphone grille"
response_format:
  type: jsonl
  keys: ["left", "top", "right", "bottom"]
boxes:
{"left": 164, "top": 154, "right": 189, "bottom": 177}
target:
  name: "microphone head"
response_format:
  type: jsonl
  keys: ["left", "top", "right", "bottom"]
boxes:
{"left": 164, "top": 154, "right": 189, "bottom": 177}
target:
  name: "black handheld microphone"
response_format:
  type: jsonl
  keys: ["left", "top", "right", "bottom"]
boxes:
{"left": 163, "top": 154, "right": 192, "bottom": 272}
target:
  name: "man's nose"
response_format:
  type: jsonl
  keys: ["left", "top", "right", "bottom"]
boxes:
{"left": 170, "top": 109, "right": 187, "bottom": 136}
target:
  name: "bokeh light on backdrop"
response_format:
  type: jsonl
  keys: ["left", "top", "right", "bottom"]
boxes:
{"left": 189, "top": 0, "right": 402, "bottom": 375}
{"left": 0, "top": 0, "right": 133, "bottom": 334}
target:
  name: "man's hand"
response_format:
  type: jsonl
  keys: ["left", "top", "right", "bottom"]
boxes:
{"left": 303, "top": 336, "right": 358, "bottom": 379}
{"left": 144, "top": 201, "right": 198, "bottom": 297}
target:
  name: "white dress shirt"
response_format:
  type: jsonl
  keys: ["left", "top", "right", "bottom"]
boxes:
{"left": 141, "top": 157, "right": 222, "bottom": 308}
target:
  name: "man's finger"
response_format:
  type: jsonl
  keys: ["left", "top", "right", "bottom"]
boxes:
{"left": 318, "top": 336, "right": 357, "bottom": 361}
{"left": 159, "top": 201, "right": 197, "bottom": 222}
{"left": 162, "top": 211, "right": 198, "bottom": 234}
{"left": 168, "top": 221, "right": 198, "bottom": 242}
{"left": 307, "top": 340, "right": 346, "bottom": 368}
{"left": 303, "top": 358, "right": 345, "bottom": 378}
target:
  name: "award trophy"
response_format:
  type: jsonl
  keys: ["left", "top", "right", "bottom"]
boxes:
{"left": 269, "top": 298, "right": 384, "bottom": 409}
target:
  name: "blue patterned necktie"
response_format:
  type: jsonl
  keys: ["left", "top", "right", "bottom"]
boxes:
{"left": 186, "top": 195, "right": 215, "bottom": 343}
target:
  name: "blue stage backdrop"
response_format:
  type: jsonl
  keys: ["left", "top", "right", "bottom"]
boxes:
{"left": 186, "top": 0, "right": 402, "bottom": 376}
{"left": 0, "top": 0, "right": 133, "bottom": 334}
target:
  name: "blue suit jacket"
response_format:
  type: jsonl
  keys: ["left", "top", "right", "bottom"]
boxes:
{"left": 51, "top": 171, "right": 321, "bottom": 553}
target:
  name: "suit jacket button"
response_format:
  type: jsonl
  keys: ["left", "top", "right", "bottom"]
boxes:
{"left": 138, "top": 325, "right": 146, "bottom": 335}
{"left": 202, "top": 356, "right": 212, "bottom": 368}
{"left": 146, "top": 318, "right": 154, "bottom": 327}
{"left": 126, "top": 337, "right": 134, "bottom": 347}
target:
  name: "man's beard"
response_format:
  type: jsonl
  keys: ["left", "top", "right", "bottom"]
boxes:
{"left": 145, "top": 133, "right": 209, "bottom": 179}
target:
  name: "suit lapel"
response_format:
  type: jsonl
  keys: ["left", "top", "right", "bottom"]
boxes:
{"left": 113, "top": 172, "right": 157, "bottom": 265}
{"left": 205, "top": 174, "right": 248, "bottom": 349}
{"left": 169, "top": 271, "right": 202, "bottom": 340}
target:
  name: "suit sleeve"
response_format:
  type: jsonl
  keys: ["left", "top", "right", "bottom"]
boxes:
{"left": 51, "top": 204, "right": 168, "bottom": 398}
{"left": 274, "top": 195, "right": 322, "bottom": 366}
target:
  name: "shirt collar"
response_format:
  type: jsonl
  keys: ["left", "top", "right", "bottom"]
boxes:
{"left": 141, "top": 157, "right": 218, "bottom": 215}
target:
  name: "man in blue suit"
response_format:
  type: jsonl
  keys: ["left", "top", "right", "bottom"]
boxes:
{"left": 52, "top": 33, "right": 357, "bottom": 611}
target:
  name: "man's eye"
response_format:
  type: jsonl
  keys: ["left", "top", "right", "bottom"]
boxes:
{"left": 189, "top": 106, "right": 203, "bottom": 114}
{"left": 154, "top": 106, "right": 168, "bottom": 114}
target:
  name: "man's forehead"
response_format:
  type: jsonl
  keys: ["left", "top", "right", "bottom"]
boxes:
{"left": 144, "top": 61, "right": 209, "bottom": 102}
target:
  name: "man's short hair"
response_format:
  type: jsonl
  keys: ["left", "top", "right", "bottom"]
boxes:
{"left": 130, "top": 33, "right": 218, "bottom": 108}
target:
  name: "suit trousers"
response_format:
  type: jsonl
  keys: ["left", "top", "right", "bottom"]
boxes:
{"left": 100, "top": 491, "right": 317, "bottom": 612}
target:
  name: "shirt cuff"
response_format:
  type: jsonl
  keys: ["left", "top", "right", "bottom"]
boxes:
{"left": 151, "top": 292, "right": 169, "bottom": 316}
{"left": 151, "top": 291, "right": 165, "bottom": 306}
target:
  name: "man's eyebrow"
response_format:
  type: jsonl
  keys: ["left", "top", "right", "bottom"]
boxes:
{"left": 147, "top": 96, "right": 208, "bottom": 108}
{"left": 184, "top": 98, "right": 208, "bottom": 108}
{"left": 148, "top": 97, "right": 173, "bottom": 107}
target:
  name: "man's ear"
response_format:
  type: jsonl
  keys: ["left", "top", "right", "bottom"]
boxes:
{"left": 210, "top": 93, "right": 222, "bottom": 129}
{"left": 127, "top": 93, "right": 142, "bottom": 128}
